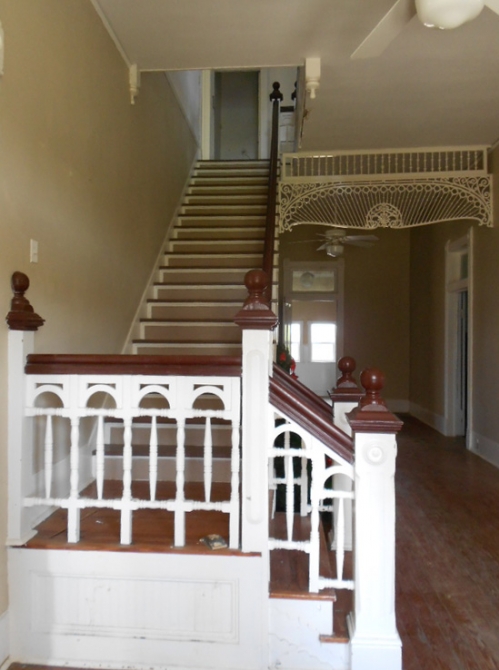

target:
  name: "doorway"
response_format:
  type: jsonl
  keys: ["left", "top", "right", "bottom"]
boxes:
{"left": 282, "top": 260, "right": 344, "bottom": 396}
{"left": 213, "top": 71, "right": 259, "bottom": 160}
{"left": 445, "top": 230, "right": 473, "bottom": 444}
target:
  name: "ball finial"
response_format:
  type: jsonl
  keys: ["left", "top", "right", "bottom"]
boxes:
{"left": 360, "top": 368, "right": 386, "bottom": 408}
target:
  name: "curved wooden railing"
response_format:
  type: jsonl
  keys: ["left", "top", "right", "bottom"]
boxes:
{"left": 262, "top": 82, "right": 283, "bottom": 304}
{"left": 270, "top": 363, "right": 354, "bottom": 465}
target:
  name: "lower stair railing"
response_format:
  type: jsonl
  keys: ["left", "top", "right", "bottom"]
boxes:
{"left": 7, "top": 269, "right": 404, "bottom": 670}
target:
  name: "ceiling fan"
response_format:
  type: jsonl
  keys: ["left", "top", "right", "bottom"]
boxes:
{"left": 351, "top": 0, "right": 499, "bottom": 59}
{"left": 315, "top": 229, "right": 379, "bottom": 257}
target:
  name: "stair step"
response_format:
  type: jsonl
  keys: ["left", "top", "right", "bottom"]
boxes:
{"left": 172, "top": 227, "right": 265, "bottom": 241}
{"left": 147, "top": 302, "right": 243, "bottom": 320}
{"left": 196, "top": 160, "right": 269, "bottom": 169}
{"left": 180, "top": 205, "right": 267, "bottom": 216}
{"left": 133, "top": 342, "right": 242, "bottom": 356}
{"left": 162, "top": 253, "right": 263, "bottom": 268}
{"left": 141, "top": 322, "right": 241, "bottom": 343}
{"left": 183, "top": 194, "right": 268, "bottom": 205}
{"left": 177, "top": 215, "right": 266, "bottom": 226}
{"left": 157, "top": 267, "right": 251, "bottom": 284}
{"left": 168, "top": 239, "right": 265, "bottom": 255}
{"left": 190, "top": 177, "right": 268, "bottom": 187}
{"left": 193, "top": 168, "right": 269, "bottom": 178}
{"left": 188, "top": 185, "right": 268, "bottom": 196}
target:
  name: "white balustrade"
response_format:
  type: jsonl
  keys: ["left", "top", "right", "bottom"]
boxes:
{"left": 23, "top": 374, "right": 241, "bottom": 547}
{"left": 268, "top": 412, "right": 355, "bottom": 594}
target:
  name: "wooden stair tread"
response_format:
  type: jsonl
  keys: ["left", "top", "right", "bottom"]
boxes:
{"left": 269, "top": 513, "right": 336, "bottom": 601}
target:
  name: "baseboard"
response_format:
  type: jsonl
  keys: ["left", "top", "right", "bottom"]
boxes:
{"left": 469, "top": 431, "right": 499, "bottom": 469}
{"left": 0, "top": 610, "right": 9, "bottom": 667}
{"left": 409, "top": 402, "right": 446, "bottom": 435}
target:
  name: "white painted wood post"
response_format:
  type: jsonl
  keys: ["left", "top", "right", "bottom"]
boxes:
{"left": 6, "top": 272, "right": 45, "bottom": 544}
{"left": 234, "top": 269, "right": 278, "bottom": 554}
{"left": 347, "top": 368, "right": 403, "bottom": 670}
{"left": 329, "top": 356, "right": 363, "bottom": 551}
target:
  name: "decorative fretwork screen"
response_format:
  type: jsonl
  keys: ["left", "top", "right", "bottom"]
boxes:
{"left": 279, "top": 147, "right": 492, "bottom": 231}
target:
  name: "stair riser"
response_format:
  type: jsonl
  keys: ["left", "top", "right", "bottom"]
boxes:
{"left": 148, "top": 304, "right": 241, "bottom": 320}
{"left": 196, "top": 160, "right": 268, "bottom": 169}
{"left": 193, "top": 169, "right": 269, "bottom": 178}
{"left": 190, "top": 178, "right": 268, "bottom": 187}
{"left": 133, "top": 343, "right": 242, "bottom": 356}
{"left": 184, "top": 195, "right": 268, "bottom": 205}
{"left": 168, "top": 241, "right": 264, "bottom": 254}
{"left": 141, "top": 323, "right": 241, "bottom": 343}
{"left": 154, "top": 286, "right": 248, "bottom": 301}
{"left": 172, "top": 227, "right": 265, "bottom": 241}
{"left": 163, "top": 255, "right": 263, "bottom": 268}
{"left": 158, "top": 269, "right": 250, "bottom": 284}
{"left": 103, "top": 456, "right": 231, "bottom": 483}
{"left": 188, "top": 186, "right": 268, "bottom": 196}
{"left": 180, "top": 206, "right": 267, "bottom": 217}
{"left": 177, "top": 216, "right": 266, "bottom": 227}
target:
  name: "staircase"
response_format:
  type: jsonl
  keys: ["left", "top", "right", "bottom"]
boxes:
{"left": 130, "top": 159, "right": 276, "bottom": 356}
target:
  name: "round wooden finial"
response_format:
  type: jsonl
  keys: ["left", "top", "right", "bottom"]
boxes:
{"left": 270, "top": 81, "right": 283, "bottom": 102}
{"left": 336, "top": 356, "right": 358, "bottom": 388}
{"left": 359, "top": 368, "right": 386, "bottom": 408}
{"left": 6, "top": 271, "right": 45, "bottom": 331}
{"left": 243, "top": 269, "right": 269, "bottom": 307}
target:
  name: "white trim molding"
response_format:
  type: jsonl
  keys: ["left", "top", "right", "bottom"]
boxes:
{"left": 0, "top": 611, "right": 9, "bottom": 668}
{"left": 409, "top": 402, "right": 446, "bottom": 435}
{"left": 470, "top": 431, "right": 499, "bottom": 469}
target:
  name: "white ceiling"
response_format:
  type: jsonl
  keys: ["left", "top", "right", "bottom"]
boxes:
{"left": 92, "top": 0, "right": 499, "bottom": 151}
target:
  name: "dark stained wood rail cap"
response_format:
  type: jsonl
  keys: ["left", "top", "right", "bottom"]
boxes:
{"left": 273, "top": 364, "right": 332, "bottom": 421}
{"left": 269, "top": 372, "right": 354, "bottom": 465}
{"left": 6, "top": 271, "right": 44, "bottom": 331}
{"left": 25, "top": 354, "right": 242, "bottom": 376}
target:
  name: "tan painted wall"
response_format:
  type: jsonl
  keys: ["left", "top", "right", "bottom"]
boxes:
{"left": 279, "top": 225, "right": 411, "bottom": 402}
{"left": 0, "top": 0, "right": 197, "bottom": 616}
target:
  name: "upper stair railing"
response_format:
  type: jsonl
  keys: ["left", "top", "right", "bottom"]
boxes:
{"left": 262, "top": 82, "right": 283, "bottom": 304}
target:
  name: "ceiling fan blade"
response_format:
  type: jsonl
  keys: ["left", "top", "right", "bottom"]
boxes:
{"left": 485, "top": 0, "right": 499, "bottom": 15}
{"left": 351, "top": 0, "right": 416, "bottom": 60}
{"left": 317, "top": 243, "right": 328, "bottom": 251}
{"left": 342, "top": 234, "right": 379, "bottom": 243}
{"left": 343, "top": 239, "right": 378, "bottom": 248}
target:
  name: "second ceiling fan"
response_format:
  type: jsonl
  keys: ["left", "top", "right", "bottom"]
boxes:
{"left": 351, "top": 0, "right": 499, "bottom": 59}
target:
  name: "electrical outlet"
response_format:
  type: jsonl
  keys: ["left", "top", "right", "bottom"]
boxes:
{"left": 30, "top": 239, "right": 38, "bottom": 263}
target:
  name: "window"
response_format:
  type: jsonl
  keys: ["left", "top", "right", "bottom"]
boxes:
{"left": 290, "top": 322, "right": 301, "bottom": 362}
{"left": 310, "top": 323, "right": 336, "bottom": 362}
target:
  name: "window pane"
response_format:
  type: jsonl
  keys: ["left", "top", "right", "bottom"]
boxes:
{"left": 290, "top": 322, "right": 301, "bottom": 362}
{"left": 311, "top": 322, "right": 336, "bottom": 362}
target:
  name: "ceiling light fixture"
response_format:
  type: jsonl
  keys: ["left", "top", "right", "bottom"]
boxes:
{"left": 415, "top": 0, "right": 485, "bottom": 29}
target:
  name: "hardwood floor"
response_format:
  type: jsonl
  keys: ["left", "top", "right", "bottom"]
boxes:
{"left": 396, "top": 415, "right": 499, "bottom": 669}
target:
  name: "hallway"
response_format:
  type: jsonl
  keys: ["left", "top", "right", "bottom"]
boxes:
{"left": 396, "top": 416, "right": 499, "bottom": 669}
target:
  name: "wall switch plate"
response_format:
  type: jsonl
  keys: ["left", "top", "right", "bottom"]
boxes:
{"left": 30, "top": 239, "right": 38, "bottom": 263}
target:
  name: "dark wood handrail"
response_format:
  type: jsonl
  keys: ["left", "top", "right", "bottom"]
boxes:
{"left": 270, "top": 366, "right": 354, "bottom": 464}
{"left": 25, "top": 354, "right": 242, "bottom": 376}
{"left": 262, "top": 82, "right": 283, "bottom": 304}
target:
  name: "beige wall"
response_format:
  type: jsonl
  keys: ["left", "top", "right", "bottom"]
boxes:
{"left": 0, "top": 0, "right": 197, "bottom": 615}
{"left": 279, "top": 225, "right": 411, "bottom": 402}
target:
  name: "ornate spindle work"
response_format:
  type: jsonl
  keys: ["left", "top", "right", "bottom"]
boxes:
{"left": 229, "top": 418, "right": 241, "bottom": 549}
{"left": 44, "top": 416, "right": 53, "bottom": 499}
{"left": 121, "top": 417, "right": 133, "bottom": 544}
{"left": 149, "top": 415, "right": 158, "bottom": 502}
{"left": 175, "top": 417, "right": 186, "bottom": 547}
{"left": 284, "top": 431, "right": 294, "bottom": 541}
{"left": 96, "top": 415, "right": 105, "bottom": 500}
{"left": 204, "top": 416, "right": 213, "bottom": 502}
{"left": 68, "top": 416, "right": 81, "bottom": 543}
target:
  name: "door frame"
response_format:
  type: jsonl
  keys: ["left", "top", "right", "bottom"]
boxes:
{"left": 444, "top": 228, "right": 474, "bottom": 446}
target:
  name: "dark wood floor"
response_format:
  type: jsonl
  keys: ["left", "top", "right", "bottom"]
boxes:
{"left": 396, "top": 415, "right": 499, "bottom": 669}
{"left": 21, "top": 415, "right": 499, "bottom": 668}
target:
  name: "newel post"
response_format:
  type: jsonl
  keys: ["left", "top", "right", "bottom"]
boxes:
{"left": 234, "top": 270, "right": 278, "bottom": 553}
{"left": 329, "top": 356, "right": 364, "bottom": 436}
{"left": 6, "top": 272, "right": 44, "bottom": 544}
{"left": 347, "top": 368, "right": 403, "bottom": 670}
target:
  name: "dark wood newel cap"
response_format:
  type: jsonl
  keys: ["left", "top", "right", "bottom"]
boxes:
{"left": 234, "top": 269, "right": 278, "bottom": 331}
{"left": 329, "top": 355, "right": 364, "bottom": 404}
{"left": 6, "top": 272, "right": 45, "bottom": 331}
{"left": 270, "top": 81, "right": 283, "bottom": 102}
{"left": 347, "top": 367, "right": 403, "bottom": 434}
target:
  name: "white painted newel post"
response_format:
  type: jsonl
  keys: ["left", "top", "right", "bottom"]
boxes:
{"left": 234, "top": 269, "right": 278, "bottom": 554}
{"left": 329, "top": 356, "right": 364, "bottom": 551}
{"left": 347, "top": 368, "right": 403, "bottom": 670}
{"left": 6, "top": 272, "right": 45, "bottom": 544}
